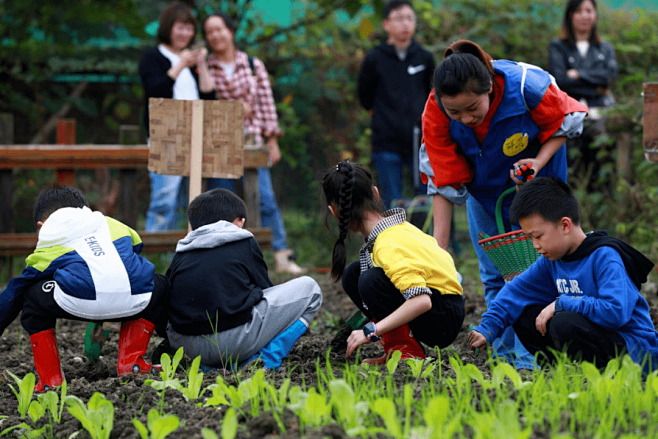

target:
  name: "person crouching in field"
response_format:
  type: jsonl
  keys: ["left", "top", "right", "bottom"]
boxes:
{"left": 322, "top": 161, "right": 464, "bottom": 364}
{"left": 165, "top": 188, "right": 322, "bottom": 370}
{"left": 0, "top": 186, "right": 170, "bottom": 392}
{"left": 468, "top": 177, "right": 657, "bottom": 371}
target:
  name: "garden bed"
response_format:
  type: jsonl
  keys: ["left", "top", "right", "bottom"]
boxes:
{"left": 1, "top": 272, "right": 657, "bottom": 438}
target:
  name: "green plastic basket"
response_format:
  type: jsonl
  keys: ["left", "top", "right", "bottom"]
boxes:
{"left": 477, "top": 187, "right": 540, "bottom": 282}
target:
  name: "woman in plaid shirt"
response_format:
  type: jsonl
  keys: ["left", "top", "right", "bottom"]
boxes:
{"left": 202, "top": 12, "right": 305, "bottom": 275}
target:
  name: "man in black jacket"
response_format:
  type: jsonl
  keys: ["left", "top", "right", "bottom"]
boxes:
{"left": 358, "top": 0, "right": 435, "bottom": 209}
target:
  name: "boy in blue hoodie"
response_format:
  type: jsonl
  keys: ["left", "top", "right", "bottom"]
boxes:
{"left": 0, "top": 186, "right": 170, "bottom": 392}
{"left": 166, "top": 188, "right": 322, "bottom": 370}
{"left": 468, "top": 177, "right": 657, "bottom": 370}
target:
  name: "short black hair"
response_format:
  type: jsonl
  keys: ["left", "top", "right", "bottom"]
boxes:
{"left": 510, "top": 177, "right": 581, "bottom": 225}
{"left": 33, "top": 186, "right": 89, "bottom": 230}
{"left": 186, "top": 188, "right": 247, "bottom": 230}
{"left": 383, "top": 0, "right": 414, "bottom": 19}
{"left": 157, "top": 1, "right": 196, "bottom": 46}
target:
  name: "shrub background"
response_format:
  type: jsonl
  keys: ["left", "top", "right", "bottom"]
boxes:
{"left": 1, "top": 0, "right": 657, "bottom": 261}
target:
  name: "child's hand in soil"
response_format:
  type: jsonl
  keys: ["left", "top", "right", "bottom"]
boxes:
{"left": 346, "top": 329, "right": 370, "bottom": 358}
{"left": 467, "top": 330, "right": 487, "bottom": 352}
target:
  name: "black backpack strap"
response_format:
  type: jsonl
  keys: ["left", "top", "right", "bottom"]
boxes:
{"left": 247, "top": 55, "right": 255, "bottom": 76}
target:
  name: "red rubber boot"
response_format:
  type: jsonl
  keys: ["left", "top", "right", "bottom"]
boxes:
{"left": 117, "top": 319, "right": 160, "bottom": 376}
{"left": 30, "top": 329, "right": 65, "bottom": 392}
{"left": 362, "top": 323, "right": 426, "bottom": 365}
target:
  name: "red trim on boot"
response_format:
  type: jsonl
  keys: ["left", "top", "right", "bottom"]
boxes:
{"left": 117, "top": 319, "right": 160, "bottom": 376}
{"left": 31, "top": 329, "right": 64, "bottom": 392}
{"left": 362, "top": 323, "right": 425, "bottom": 365}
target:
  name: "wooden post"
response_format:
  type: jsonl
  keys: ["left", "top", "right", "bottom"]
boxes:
{"left": 56, "top": 119, "right": 76, "bottom": 186}
{"left": 643, "top": 83, "right": 658, "bottom": 162}
{"left": 243, "top": 145, "right": 262, "bottom": 228}
{"left": 606, "top": 115, "right": 635, "bottom": 184}
{"left": 0, "top": 113, "right": 14, "bottom": 278}
{"left": 118, "top": 125, "right": 140, "bottom": 228}
{"left": 0, "top": 113, "right": 14, "bottom": 233}
{"left": 615, "top": 132, "right": 633, "bottom": 182}
{"left": 188, "top": 101, "right": 204, "bottom": 231}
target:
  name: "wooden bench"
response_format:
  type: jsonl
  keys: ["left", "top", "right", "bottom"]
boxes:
{"left": 0, "top": 145, "right": 272, "bottom": 275}
{"left": 0, "top": 144, "right": 269, "bottom": 229}
{"left": 0, "top": 229, "right": 272, "bottom": 257}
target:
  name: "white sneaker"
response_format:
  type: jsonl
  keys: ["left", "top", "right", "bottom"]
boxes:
{"left": 274, "top": 249, "right": 307, "bottom": 274}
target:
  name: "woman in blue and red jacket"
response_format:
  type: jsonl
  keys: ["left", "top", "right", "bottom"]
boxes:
{"left": 420, "top": 40, "right": 588, "bottom": 369}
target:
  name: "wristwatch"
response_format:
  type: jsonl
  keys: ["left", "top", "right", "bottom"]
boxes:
{"left": 362, "top": 321, "right": 381, "bottom": 342}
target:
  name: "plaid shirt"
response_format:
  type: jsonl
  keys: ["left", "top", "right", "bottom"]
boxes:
{"left": 207, "top": 50, "right": 282, "bottom": 146}
{"left": 359, "top": 208, "right": 433, "bottom": 300}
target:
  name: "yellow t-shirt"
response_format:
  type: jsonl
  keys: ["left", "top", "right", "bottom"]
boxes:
{"left": 371, "top": 222, "right": 462, "bottom": 298}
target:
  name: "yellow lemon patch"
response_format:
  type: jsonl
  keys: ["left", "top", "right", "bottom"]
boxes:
{"left": 502, "top": 133, "right": 529, "bottom": 157}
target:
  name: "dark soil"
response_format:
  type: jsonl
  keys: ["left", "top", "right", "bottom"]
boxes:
{"left": 1, "top": 271, "right": 656, "bottom": 438}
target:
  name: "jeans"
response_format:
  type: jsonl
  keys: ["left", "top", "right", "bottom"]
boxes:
{"left": 371, "top": 151, "right": 426, "bottom": 210}
{"left": 209, "top": 167, "right": 288, "bottom": 251}
{"left": 466, "top": 195, "right": 538, "bottom": 370}
{"left": 145, "top": 173, "right": 188, "bottom": 232}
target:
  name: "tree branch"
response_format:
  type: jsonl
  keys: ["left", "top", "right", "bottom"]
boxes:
{"left": 30, "top": 81, "right": 88, "bottom": 145}
{"left": 254, "top": 3, "right": 342, "bottom": 44}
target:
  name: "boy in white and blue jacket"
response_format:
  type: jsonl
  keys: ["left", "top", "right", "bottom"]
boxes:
{"left": 0, "top": 186, "right": 169, "bottom": 391}
{"left": 468, "top": 177, "right": 657, "bottom": 371}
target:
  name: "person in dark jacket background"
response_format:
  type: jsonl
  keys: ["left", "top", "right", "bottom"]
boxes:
{"left": 358, "top": 0, "right": 435, "bottom": 209}
{"left": 548, "top": 0, "right": 618, "bottom": 186}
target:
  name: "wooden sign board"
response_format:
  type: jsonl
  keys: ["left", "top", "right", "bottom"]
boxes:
{"left": 643, "top": 83, "right": 658, "bottom": 162}
{"left": 147, "top": 98, "right": 245, "bottom": 178}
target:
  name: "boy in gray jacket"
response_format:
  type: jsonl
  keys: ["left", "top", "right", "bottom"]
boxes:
{"left": 166, "top": 188, "right": 322, "bottom": 370}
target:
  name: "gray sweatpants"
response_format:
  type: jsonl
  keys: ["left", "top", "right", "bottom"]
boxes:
{"left": 167, "top": 276, "right": 322, "bottom": 368}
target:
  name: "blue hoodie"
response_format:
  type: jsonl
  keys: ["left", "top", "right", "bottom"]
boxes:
{"left": 474, "top": 245, "right": 658, "bottom": 369}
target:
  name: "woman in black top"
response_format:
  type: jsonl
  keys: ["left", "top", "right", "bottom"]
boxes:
{"left": 139, "top": 1, "right": 215, "bottom": 231}
{"left": 548, "top": 0, "right": 618, "bottom": 185}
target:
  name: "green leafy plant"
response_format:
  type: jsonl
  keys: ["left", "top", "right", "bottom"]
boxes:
{"left": 6, "top": 371, "right": 35, "bottom": 419}
{"left": 221, "top": 407, "right": 238, "bottom": 439}
{"left": 146, "top": 347, "right": 184, "bottom": 391}
{"left": 144, "top": 347, "right": 185, "bottom": 412}
{"left": 328, "top": 379, "right": 368, "bottom": 436}
{"left": 38, "top": 380, "right": 67, "bottom": 424}
{"left": 132, "top": 408, "right": 180, "bottom": 439}
{"left": 371, "top": 398, "right": 402, "bottom": 438}
{"left": 385, "top": 350, "right": 402, "bottom": 375}
{"left": 201, "top": 429, "right": 219, "bottom": 439}
{"left": 0, "top": 376, "right": 69, "bottom": 439}
{"left": 178, "top": 355, "right": 205, "bottom": 402}
{"left": 65, "top": 392, "right": 114, "bottom": 439}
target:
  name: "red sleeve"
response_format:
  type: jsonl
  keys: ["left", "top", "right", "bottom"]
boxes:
{"left": 421, "top": 91, "right": 473, "bottom": 187}
{"left": 530, "top": 84, "right": 589, "bottom": 144}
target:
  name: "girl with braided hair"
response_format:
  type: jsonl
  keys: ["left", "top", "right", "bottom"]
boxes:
{"left": 322, "top": 161, "right": 465, "bottom": 364}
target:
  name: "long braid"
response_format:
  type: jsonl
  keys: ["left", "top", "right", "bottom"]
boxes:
{"left": 322, "top": 160, "right": 381, "bottom": 281}
{"left": 331, "top": 161, "right": 355, "bottom": 280}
